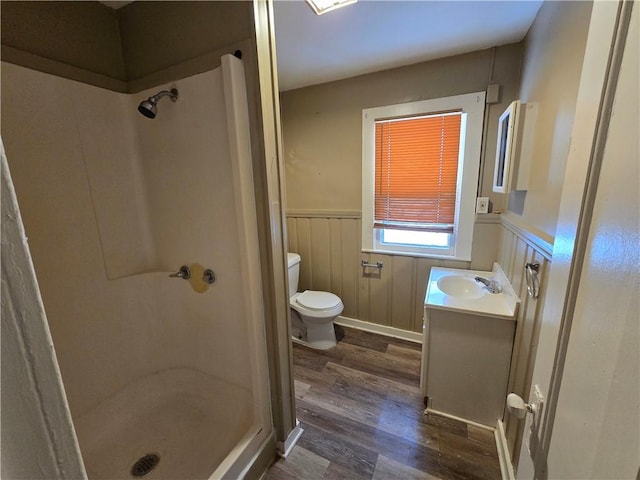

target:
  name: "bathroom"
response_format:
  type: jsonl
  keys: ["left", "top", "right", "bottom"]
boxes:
{"left": 274, "top": 0, "right": 566, "bottom": 476}
{"left": 1, "top": 1, "right": 638, "bottom": 480}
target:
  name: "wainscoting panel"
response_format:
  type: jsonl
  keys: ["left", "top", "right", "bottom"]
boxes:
{"left": 287, "top": 213, "right": 478, "bottom": 333}
{"left": 390, "top": 255, "right": 416, "bottom": 332}
{"left": 496, "top": 217, "right": 552, "bottom": 466}
{"left": 287, "top": 215, "right": 362, "bottom": 319}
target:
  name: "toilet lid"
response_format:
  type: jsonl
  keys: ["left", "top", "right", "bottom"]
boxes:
{"left": 296, "top": 290, "right": 341, "bottom": 310}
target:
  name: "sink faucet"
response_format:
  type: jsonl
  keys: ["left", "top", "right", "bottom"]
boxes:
{"left": 474, "top": 276, "right": 502, "bottom": 294}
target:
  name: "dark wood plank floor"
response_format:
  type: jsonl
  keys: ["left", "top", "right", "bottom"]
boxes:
{"left": 266, "top": 326, "right": 501, "bottom": 480}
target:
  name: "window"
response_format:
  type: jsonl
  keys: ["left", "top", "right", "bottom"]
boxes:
{"left": 362, "top": 92, "right": 485, "bottom": 260}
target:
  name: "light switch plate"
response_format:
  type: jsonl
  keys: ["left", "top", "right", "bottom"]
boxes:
{"left": 487, "top": 83, "right": 501, "bottom": 104}
{"left": 476, "top": 197, "right": 489, "bottom": 214}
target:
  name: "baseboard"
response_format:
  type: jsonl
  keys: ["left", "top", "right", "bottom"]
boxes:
{"left": 335, "top": 316, "right": 422, "bottom": 344}
{"left": 424, "top": 408, "right": 495, "bottom": 432}
{"left": 495, "top": 420, "right": 516, "bottom": 480}
{"left": 276, "top": 420, "right": 304, "bottom": 459}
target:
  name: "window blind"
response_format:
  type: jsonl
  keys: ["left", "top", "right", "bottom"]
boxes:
{"left": 374, "top": 112, "right": 462, "bottom": 233}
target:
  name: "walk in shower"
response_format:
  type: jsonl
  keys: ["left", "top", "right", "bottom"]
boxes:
{"left": 1, "top": 54, "right": 271, "bottom": 479}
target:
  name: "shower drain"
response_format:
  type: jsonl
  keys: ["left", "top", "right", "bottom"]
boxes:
{"left": 131, "top": 453, "right": 160, "bottom": 477}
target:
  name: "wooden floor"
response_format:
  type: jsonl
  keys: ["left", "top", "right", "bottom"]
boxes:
{"left": 266, "top": 326, "right": 501, "bottom": 480}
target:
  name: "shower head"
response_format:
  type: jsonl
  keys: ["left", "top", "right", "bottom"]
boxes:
{"left": 137, "top": 88, "right": 179, "bottom": 119}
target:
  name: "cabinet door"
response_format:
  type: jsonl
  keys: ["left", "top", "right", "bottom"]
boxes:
{"left": 425, "top": 309, "right": 515, "bottom": 427}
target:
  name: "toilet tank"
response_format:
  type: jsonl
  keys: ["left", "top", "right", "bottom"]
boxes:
{"left": 287, "top": 253, "right": 301, "bottom": 298}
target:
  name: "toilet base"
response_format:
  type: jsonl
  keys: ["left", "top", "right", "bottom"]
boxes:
{"left": 289, "top": 306, "right": 339, "bottom": 350}
{"left": 290, "top": 321, "right": 338, "bottom": 350}
{"left": 306, "top": 321, "right": 337, "bottom": 349}
{"left": 291, "top": 335, "right": 336, "bottom": 350}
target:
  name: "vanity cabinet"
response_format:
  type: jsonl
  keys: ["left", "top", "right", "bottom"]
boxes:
{"left": 423, "top": 307, "right": 516, "bottom": 426}
{"left": 420, "top": 265, "right": 519, "bottom": 427}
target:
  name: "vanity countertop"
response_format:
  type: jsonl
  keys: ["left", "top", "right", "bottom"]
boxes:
{"left": 425, "top": 264, "right": 519, "bottom": 320}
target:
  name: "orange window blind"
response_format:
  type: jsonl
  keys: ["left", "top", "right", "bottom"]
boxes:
{"left": 374, "top": 112, "right": 462, "bottom": 233}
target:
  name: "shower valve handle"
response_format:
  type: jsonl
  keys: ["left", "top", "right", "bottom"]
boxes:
{"left": 169, "top": 265, "right": 191, "bottom": 280}
{"left": 203, "top": 269, "right": 216, "bottom": 284}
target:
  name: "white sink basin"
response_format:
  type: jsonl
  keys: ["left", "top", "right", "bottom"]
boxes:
{"left": 437, "top": 275, "right": 484, "bottom": 299}
{"left": 425, "top": 265, "right": 519, "bottom": 319}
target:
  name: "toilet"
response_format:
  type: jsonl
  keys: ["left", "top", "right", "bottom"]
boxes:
{"left": 287, "top": 252, "right": 344, "bottom": 350}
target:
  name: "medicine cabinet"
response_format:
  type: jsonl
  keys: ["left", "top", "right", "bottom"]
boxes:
{"left": 492, "top": 100, "right": 539, "bottom": 193}
{"left": 493, "top": 100, "right": 520, "bottom": 193}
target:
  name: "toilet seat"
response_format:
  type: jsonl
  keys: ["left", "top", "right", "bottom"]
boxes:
{"left": 291, "top": 291, "right": 344, "bottom": 319}
{"left": 296, "top": 290, "right": 341, "bottom": 310}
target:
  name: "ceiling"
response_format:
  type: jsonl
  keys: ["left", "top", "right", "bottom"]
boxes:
{"left": 273, "top": 0, "right": 542, "bottom": 91}
{"left": 98, "top": 1, "right": 543, "bottom": 92}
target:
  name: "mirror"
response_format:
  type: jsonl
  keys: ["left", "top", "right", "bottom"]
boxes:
{"left": 493, "top": 100, "right": 521, "bottom": 193}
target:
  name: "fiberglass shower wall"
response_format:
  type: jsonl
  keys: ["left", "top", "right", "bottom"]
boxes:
{"left": 1, "top": 60, "right": 263, "bottom": 431}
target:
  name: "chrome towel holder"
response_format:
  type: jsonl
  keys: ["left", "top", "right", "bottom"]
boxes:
{"left": 361, "top": 260, "right": 383, "bottom": 269}
{"left": 525, "top": 261, "right": 540, "bottom": 299}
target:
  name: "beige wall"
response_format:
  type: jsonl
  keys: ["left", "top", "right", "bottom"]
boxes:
{"left": 506, "top": 1, "right": 593, "bottom": 241}
{"left": 512, "top": 2, "right": 639, "bottom": 477}
{"left": 1, "top": 1, "right": 125, "bottom": 81}
{"left": 280, "top": 44, "right": 523, "bottom": 331}
{"left": 497, "top": 4, "right": 594, "bottom": 464}
{"left": 281, "top": 43, "right": 523, "bottom": 214}
{"left": 119, "top": 1, "right": 252, "bottom": 83}
{"left": 498, "top": 6, "right": 595, "bottom": 458}
{"left": 547, "top": 6, "right": 638, "bottom": 475}
{"left": 0, "top": 1, "right": 253, "bottom": 93}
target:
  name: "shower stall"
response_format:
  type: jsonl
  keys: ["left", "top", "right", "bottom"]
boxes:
{"left": 1, "top": 53, "right": 272, "bottom": 479}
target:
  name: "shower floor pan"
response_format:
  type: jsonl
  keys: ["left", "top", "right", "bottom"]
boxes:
{"left": 74, "top": 368, "right": 252, "bottom": 479}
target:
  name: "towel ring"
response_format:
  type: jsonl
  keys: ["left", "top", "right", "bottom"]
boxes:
{"left": 525, "top": 262, "right": 540, "bottom": 299}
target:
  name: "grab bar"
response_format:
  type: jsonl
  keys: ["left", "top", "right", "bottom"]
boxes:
{"left": 361, "top": 260, "right": 383, "bottom": 269}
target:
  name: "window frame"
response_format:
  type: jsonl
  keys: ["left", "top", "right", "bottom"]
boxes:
{"left": 362, "top": 92, "right": 486, "bottom": 260}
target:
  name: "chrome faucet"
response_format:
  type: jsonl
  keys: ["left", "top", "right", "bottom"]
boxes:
{"left": 474, "top": 276, "right": 502, "bottom": 294}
